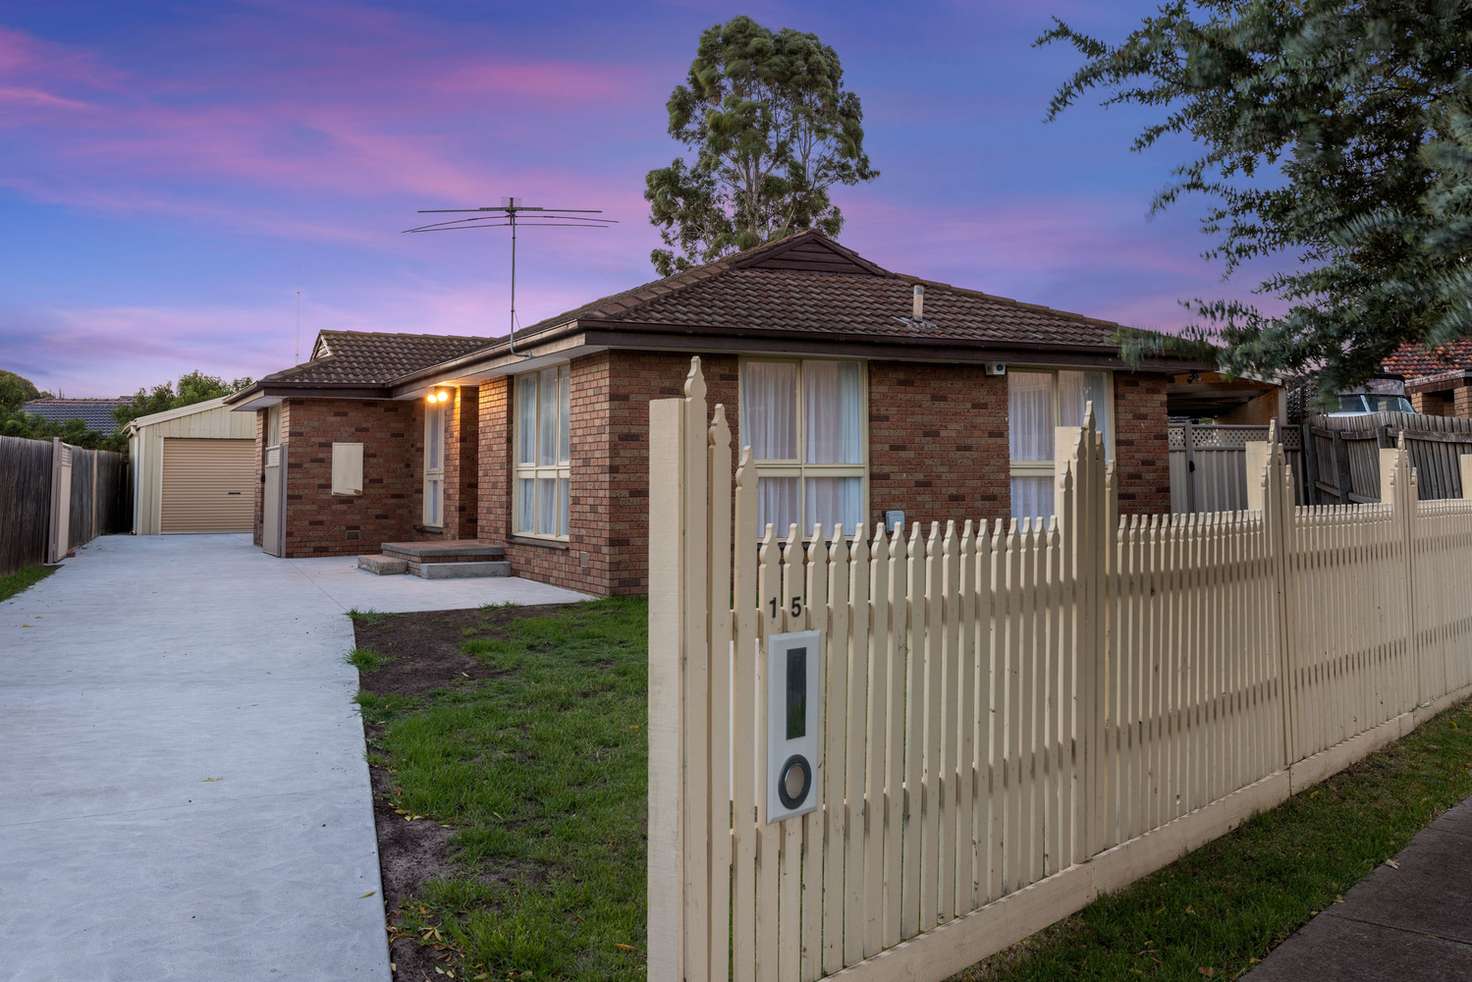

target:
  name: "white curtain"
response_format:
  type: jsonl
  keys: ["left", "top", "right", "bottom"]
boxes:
{"left": 757, "top": 476, "right": 798, "bottom": 536}
{"left": 538, "top": 368, "right": 558, "bottom": 466}
{"left": 557, "top": 477, "right": 570, "bottom": 537}
{"left": 1059, "top": 370, "right": 1113, "bottom": 457}
{"left": 536, "top": 477, "right": 557, "bottom": 535}
{"left": 1008, "top": 372, "right": 1054, "bottom": 462}
{"left": 741, "top": 362, "right": 797, "bottom": 460}
{"left": 803, "top": 361, "right": 862, "bottom": 464}
{"left": 804, "top": 477, "right": 862, "bottom": 533}
{"left": 1010, "top": 476, "right": 1054, "bottom": 520}
{"left": 557, "top": 367, "right": 570, "bottom": 462}
{"left": 516, "top": 375, "right": 537, "bottom": 466}
{"left": 516, "top": 478, "right": 534, "bottom": 532}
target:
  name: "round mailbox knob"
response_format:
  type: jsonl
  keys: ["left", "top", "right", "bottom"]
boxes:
{"left": 777, "top": 754, "right": 812, "bottom": 810}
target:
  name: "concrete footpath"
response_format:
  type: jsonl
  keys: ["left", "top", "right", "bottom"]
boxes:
{"left": 1249, "top": 794, "right": 1472, "bottom": 980}
{"left": 0, "top": 534, "right": 586, "bottom": 981}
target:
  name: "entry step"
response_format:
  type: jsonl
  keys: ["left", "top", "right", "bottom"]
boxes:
{"left": 357, "top": 554, "right": 408, "bottom": 575}
{"left": 380, "top": 540, "right": 507, "bottom": 563}
{"left": 409, "top": 560, "right": 512, "bottom": 579}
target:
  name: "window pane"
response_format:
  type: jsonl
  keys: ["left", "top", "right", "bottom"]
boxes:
{"left": 1008, "top": 372, "right": 1054, "bottom": 462}
{"left": 741, "top": 362, "right": 797, "bottom": 460}
{"left": 557, "top": 477, "right": 570, "bottom": 537}
{"left": 1010, "top": 476, "right": 1054, "bottom": 520}
{"left": 537, "top": 477, "right": 557, "bottom": 535}
{"left": 804, "top": 477, "right": 863, "bottom": 534}
{"left": 1059, "top": 370, "right": 1113, "bottom": 458}
{"left": 803, "top": 361, "right": 863, "bottom": 464}
{"left": 516, "top": 375, "right": 538, "bottom": 466}
{"left": 558, "top": 367, "right": 571, "bottom": 463}
{"left": 516, "top": 478, "right": 534, "bottom": 533}
{"left": 426, "top": 477, "right": 443, "bottom": 526}
{"left": 426, "top": 406, "right": 443, "bottom": 471}
{"left": 539, "top": 368, "right": 558, "bottom": 466}
{"left": 756, "top": 476, "right": 799, "bottom": 537}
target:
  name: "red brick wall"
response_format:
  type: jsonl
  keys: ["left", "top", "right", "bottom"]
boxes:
{"left": 1454, "top": 384, "right": 1472, "bottom": 418}
{"left": 868, "top": 363, "right": 1009, "bottom": 527}
{"left": 442, "top": 386, "right": 479, "bottom": 539}
{"left": 280, "top": 398, "right": 423, "bottom": 557}
{"left": 472, "top": 355, "right": 1174, "bottom": 594}
{"left": 1112, "top": 372, "right": 1171, "bottom": 515}
{"left": 476, "top": 351, "right": 738, "bottom": 596}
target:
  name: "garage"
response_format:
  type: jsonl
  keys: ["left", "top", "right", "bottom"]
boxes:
{"left": 125, "top": 397, "right": 258, "bottom": 534}
{"left": 160, "top": 438, "right": 254, "bottom": 532}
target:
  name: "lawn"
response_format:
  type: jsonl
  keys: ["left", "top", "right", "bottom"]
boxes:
{"left": 351, "top": 595, "right": 1472, "bottom": 982}
{"left": 351, "top": 597, "right": 647, "bottom": 982}
{"left": 0, "top": 564, "right": 56, "bottom": 603}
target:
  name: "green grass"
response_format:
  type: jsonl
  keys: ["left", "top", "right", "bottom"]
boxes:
{"left": 345, "top": 646, "right": 388, "bottom": 672}
{"left": 955, "top": 700, "right": 1472, "bottom": 980}
{"left": 368, "top": 597, "right": 648, "bottom": 980}
{"left": 0, "top": 564, "right": 56, "bottom": 603}
{"left": 346, "top": 607, "right": 386, "bottom": 626}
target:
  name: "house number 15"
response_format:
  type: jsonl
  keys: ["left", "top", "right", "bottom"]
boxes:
{"left": 770, "top": 597, "right": 804, "bottom": 619}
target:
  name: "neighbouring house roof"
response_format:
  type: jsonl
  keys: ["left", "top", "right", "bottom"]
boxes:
{"left": 1383, "top": 340, "right": 1472, "bottom": 382}
{"left": 21, "top": 397, "right": 130, "bottom": 434}
{"left": 230, "top": 230, "right": 1210, "bottom": 408}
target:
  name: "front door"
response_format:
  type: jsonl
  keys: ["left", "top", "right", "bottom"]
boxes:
{"left": 262, "top": 444, "right": 284, "bottom": 556}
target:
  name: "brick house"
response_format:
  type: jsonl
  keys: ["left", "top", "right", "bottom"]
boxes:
{"left": 226, "top": 231, "right": 1208, "bottom": 596}
{"left": 1384, "top": 341, "right": 1472, "bottom": 417}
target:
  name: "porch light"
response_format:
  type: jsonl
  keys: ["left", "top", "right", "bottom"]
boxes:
{"left": 426, "top": 388, "right": 451, "bottom": 404}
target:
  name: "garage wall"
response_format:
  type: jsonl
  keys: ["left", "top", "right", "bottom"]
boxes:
{"left": 131, "top": 402, "right": 257, "bottom": 534}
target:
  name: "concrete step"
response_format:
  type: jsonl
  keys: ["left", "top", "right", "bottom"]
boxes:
{"left": 357, "top": 554, "right": 408, "bottom": 575}
{"left": 381, "top": 540, "right": 507, "bottom": 563}
{"left": 409, "top": 560, "right": 512, "bottom": 579}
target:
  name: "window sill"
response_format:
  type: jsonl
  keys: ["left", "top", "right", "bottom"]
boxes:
{"left": 510, "top": 535, "right": 569, "bottom": 550}
{"left": 414, "top": 524, "right": 444, "bottom": 535}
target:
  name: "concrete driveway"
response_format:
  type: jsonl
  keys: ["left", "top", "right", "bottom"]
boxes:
{"left": 0, "top": 533, "right": 588, "bottom": 982}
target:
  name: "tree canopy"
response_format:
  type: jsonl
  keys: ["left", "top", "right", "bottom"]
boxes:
{"left": 0, "top": 370, "right": 46, "bottom": 412}
{"left": 644, "top": 15, "right": 878, "bottom": 276}
{"left": 113, "top": 370, "right": 253, "bottom": 430}
{"left": 0, "top": 369, "right": 251, "bottom": 453}
{"left": 1039, "top": 0, "right": 1472, "bottom": 393}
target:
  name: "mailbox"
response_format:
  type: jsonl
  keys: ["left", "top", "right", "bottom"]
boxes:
{"left": 766, "top": 630, "right": 821, "bottom": 823}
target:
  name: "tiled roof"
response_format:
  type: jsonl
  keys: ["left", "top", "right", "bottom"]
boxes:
{"left": 258, "top": 330, "right": 490, "bottom": 387}
{"left": 1383, "top": 341, "right": 1472, "bottom": 380}
{"left": 21, "top": 398, "right": 129, "bottom": 434}
{"left": 507, "top": 229, "right": 1134, "bottom": 353}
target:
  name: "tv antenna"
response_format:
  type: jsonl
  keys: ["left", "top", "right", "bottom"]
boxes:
{"left": 404, "top": 197, "right": 616, "bottom": 355}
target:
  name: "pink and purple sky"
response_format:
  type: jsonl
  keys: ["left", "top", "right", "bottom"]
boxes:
{"left": 0, "top": 1, "right": 1288, "bottom": 396}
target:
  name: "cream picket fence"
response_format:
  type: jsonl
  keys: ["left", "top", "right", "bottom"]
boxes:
{"left": 647, "top": 358, "right": 1472, "bottom": 982}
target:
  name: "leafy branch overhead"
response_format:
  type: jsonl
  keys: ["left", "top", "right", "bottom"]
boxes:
{"left": 645, "top": 15, "right": 878, "bottom": 276}
{"left": 1039, "top": 0, "right": 1472, "bottom": 393}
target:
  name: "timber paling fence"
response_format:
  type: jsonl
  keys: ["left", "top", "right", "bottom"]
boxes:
{"left": 648, "top": 358, "right": 1472, "bottom": 982}
{"left": 0, "top": 435, "right": 129, "bottom": 576}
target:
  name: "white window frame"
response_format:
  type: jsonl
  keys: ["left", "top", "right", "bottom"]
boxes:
{"left": 738, "top": 356, "right": 869, "bottom": 538}
{"left": 512, "top": 365, "right": 571, "bottom": 542}
{"left": 264, "top": 404, "right": 282, "bottom": 450}
{"left": 423, "top": 399, "right": 447, "bottom": 527}
{"left": 1007, "top": 367, "right": 1115, "bottom": 515}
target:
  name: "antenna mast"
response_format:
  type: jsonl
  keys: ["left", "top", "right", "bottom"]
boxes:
{"left": 405, "top": 197, "right": 615, "bottom": 355}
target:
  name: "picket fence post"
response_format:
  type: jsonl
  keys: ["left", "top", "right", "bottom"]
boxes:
{"left": 1246, "top": 426, "right": 1298, "bottom": 767}
{"left": 1379, "top": 438, "right": 1420, "bottom": 706}
{"left": 1053, "top": 405, "right": 1110, "bottom": 860}
{"left": 648, "top": 357, "right": 721, "bottom": 982}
